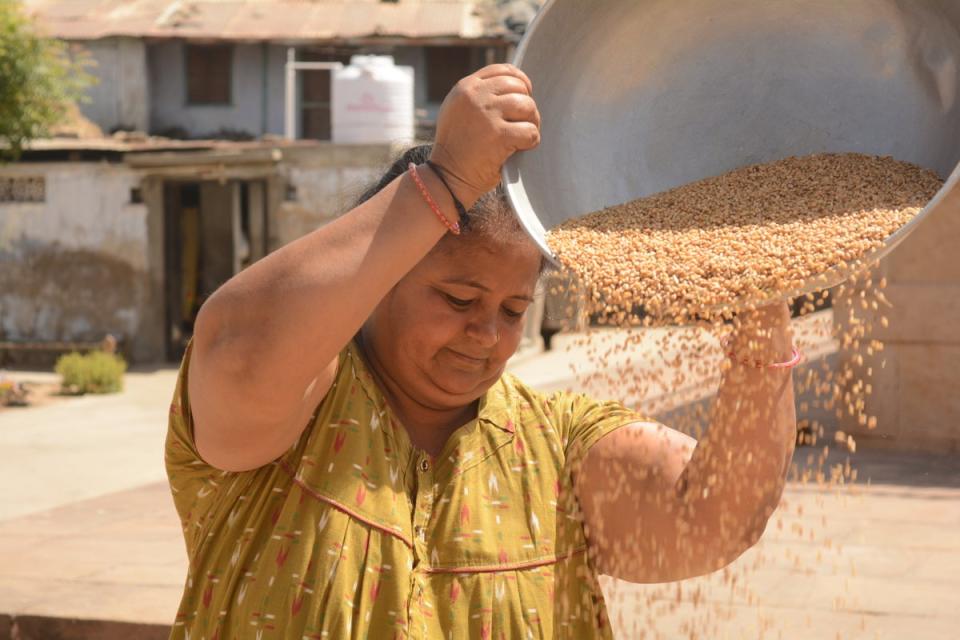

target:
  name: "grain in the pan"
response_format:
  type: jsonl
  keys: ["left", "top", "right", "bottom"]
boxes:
{"left": 548, "top": 153, "right": 942, "bottom": 324}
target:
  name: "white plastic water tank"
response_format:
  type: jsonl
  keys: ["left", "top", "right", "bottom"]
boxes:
{"left": 332, "top": 55, "right": 415, "bottom": 144}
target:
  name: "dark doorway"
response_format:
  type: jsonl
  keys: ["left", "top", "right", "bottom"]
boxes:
{"left": 163, "top": 180, "right": 270, "bottom": 361}
{"left": 163, "top": 182, "right": 201, "bottom": 361}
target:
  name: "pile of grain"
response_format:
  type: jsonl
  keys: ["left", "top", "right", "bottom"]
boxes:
{"left": 548, "top": 153, "right": 942, "bottom": 323}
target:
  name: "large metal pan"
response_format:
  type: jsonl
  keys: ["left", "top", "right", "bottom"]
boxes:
{"left": 503, "top": 0, "right": 960, "bottom": 303}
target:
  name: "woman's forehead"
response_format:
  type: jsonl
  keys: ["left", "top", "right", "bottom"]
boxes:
{"left": 421, "top": 236, "right": 541, "bottom": 291}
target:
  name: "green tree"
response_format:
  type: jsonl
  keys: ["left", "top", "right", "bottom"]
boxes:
{"left": 0, "top": 0, "right": 92, "bottom": 160}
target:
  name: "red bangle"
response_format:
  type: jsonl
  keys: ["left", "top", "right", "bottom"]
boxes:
{"left": 724, "top": 341, "right": 803, "bottom": 369}
{"left": 408, "top": 163, "right": 460, "bottom": 235}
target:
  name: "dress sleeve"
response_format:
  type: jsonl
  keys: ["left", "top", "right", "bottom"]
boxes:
{"left": 547, "top": 391, "right": 645, "bottom": 468}
{"left": 164, "top": 339, "right": 227, "bottom": 534}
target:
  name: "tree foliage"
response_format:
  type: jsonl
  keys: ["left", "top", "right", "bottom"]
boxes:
{"left": 0, "top": 0, "right": 92, "bottom": 159}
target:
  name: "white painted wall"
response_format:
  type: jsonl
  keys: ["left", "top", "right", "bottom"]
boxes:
{"left": 0, "top": 163, "right": 149, "bottom": 342}
{"left": 0, "top": 164, "right": 147, "bottom": 271}
{"left": 74, "top": 38, "right": 150, "bottom": 133}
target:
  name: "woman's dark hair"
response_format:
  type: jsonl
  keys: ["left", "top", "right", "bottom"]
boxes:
{"left": 356, "top": 144, "right": 433, "bottom": 207}
{"left": 355, "top": 144, "right": 529, "bottom": 247}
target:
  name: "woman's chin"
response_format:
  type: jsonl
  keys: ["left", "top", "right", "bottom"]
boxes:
{"left": 427, "top": 367, "right": 497, "bottom": 401}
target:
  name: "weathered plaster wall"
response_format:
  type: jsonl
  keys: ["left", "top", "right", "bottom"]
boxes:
{"left": 0, "top": 163, "right": 156, "bottom": 361}
{"left": 74, "top": 38, "right": 150, "bottom": 133}
{"left": 271, "top": 145, "right": 397, "bottom": 247}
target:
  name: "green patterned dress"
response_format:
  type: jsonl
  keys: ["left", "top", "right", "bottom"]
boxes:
{"left": 166, "top": 340, "right": 640, "bottom": 639}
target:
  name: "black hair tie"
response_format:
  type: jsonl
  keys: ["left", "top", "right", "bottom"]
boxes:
{"left": 425, "top": 160, "right": 470, "bottom": 231}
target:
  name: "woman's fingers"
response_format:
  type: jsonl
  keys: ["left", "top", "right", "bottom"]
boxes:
{"left": 486, "top": 75, "right": 531, "bottom": 97}
{"left": 430, "top": 63, "right": 540, "bottom": 201}
{"left": 476, "top": 63, "right": 534, "bottom": 95}
{"left": 497, "top": 93, "right": 541, "bottom": 127}
{"left": 503, "top": 120, "right": 541, "bottom": 152}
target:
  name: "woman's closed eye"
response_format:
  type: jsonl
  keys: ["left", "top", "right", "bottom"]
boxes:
{"left": 442, "top": 291, "right": 527, "bottom": 319}
{"left": 445, "top": 293, "right": 474, "bottom": 309}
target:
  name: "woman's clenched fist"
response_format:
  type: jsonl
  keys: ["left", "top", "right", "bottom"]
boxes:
{"left": 429, "top": 64, "right": 542, "bottom": 208}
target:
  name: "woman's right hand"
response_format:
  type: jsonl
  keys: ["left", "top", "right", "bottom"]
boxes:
{"left": 429, "top": 64, "right": 542, "bottom": 208}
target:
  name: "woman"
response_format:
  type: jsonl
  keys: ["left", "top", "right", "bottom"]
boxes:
{"left": 166, "top": 64, "right": 797, "bottom": 639}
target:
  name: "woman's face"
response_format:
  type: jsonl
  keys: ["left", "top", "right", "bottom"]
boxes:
{"left": 363, "top": 236, "right": 542, "bottom": 411}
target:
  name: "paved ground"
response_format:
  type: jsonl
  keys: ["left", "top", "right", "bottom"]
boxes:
{"left": 0, "top": 367, "right": 176, "bottom": 521}
{"left": 1, "top": 320, "right": 958, "bottom": 638}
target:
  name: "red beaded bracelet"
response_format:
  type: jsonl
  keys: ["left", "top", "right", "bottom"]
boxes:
{"left": 408, "top": 163, "right": 461, "bottom": 235}
{"left": 723, "top": 340, "right": 803, "bottom": 369}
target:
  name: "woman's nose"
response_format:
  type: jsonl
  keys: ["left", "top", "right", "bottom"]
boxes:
{"left": 465, "top": 314, "right": 499, "bottom": 348}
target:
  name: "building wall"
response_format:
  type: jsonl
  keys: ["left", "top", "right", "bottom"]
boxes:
{"left": 69, "top": 36, "right": 504, "bottom": 140}
{"left": 146, "top": 42, "right": 494, "bottom": 139}
{"left": 74, "top": 38, "right": 150, "bottom": 133}
{"left": 837, "top": 184, "right": 960, "bottom": 453}
{"left": 0, "top": 140, "right": 542, "bottom": 365}
{"left": 265, "top": 44, "right": 290, "bottom": 136}
{"left": 0, "top": 163, "right": 159, "bottom": 361}
{"left": 0, "top": 147, "right": 396, "bottom": 364}
{"left": 148, "top": 41, "right": 268, "bottom": 139}
{"left": 272, "top": 145, "right": 396, "bottom": 246}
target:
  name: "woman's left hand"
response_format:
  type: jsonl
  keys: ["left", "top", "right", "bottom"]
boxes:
{"left": 728, "top": 302, "right": 793, "bottom": 365}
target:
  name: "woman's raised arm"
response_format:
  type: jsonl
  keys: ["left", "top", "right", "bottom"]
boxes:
{"left": 577, "top": 303, "right": 797, "bottom": 583}
{"left": 188, "top": 64, "right": 541, "bottom": 472}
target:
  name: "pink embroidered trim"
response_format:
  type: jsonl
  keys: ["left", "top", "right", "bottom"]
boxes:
{"left": 423, "top": 548, "right": 586, "bottom": 575}
{"left": 278, "top": 461, "right": 414, "bottom": 549}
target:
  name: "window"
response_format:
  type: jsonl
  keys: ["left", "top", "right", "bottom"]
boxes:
{"left": 425, "top": 46, "right": 475, "bottom": 103}
{"left": 185, "top": 44, "right": 233, "bottom": 105}
{"left": 0, "top": 176, "right": 45, "bottom": 202}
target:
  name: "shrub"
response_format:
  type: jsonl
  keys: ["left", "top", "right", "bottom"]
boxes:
{"left": 55, "top": 351, "right": 126, "bottom": 394}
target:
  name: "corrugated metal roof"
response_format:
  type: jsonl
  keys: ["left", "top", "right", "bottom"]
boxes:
{"left": 23, "top": 0, "right": 506, "bottom": 42}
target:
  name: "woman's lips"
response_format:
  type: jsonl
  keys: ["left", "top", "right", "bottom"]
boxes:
{"left": 444, "top": 348, "right": 487, "bottom": 369}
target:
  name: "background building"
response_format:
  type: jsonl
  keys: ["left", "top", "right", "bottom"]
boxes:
{"left": 1, "top": 0, "right": 543, "bottom": 364}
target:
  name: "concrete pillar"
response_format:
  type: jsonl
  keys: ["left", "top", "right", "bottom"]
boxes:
{"left": 137, "top": 176, "right": 167, "bottom": 363}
